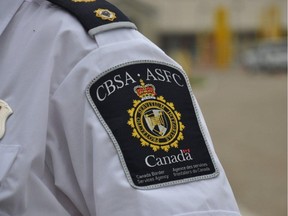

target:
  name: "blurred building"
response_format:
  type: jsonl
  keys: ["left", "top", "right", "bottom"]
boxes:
{"left": 111, "top": 0, "right": 287, "bottom": 72}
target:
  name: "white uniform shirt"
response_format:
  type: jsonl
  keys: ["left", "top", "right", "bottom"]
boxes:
{"left": 0, "top": 0, "right": 241, "bottom": 215}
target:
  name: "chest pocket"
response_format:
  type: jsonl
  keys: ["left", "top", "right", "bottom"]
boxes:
{"left": 0, "top": 145, "right": 20, "bottom": 184}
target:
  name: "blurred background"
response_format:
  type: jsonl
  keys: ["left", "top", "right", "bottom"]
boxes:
{"left": 112, "top": 0, "right": 287, "bottom": 215}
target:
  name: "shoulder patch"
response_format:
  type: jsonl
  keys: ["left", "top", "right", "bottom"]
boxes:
{"left": 86, "top": 61, "right": 219, "bottom": 189}
{"left": 48, "top": 0, "right": 137, "bottom": 36}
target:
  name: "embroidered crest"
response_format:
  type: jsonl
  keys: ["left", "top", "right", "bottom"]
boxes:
{"left": 86, "top": 61, "right": 218, "bottom": 189}
{"left": 94, "top": 8, "right": 116, "bottom": 21}
{"left": 127, "top": 80, "right": 185, "bottom": 152}
{"left": 0, "top": 100, "right": 13, "bottom": 140}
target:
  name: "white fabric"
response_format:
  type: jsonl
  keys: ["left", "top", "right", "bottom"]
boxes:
{"left": 0, "top": 0, "right": 241, "bottom": 215}
{"left": 0, "top": 0, "right": 24, "bottom": 36}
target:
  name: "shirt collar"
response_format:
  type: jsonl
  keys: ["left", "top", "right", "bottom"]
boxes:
{"left": 0, "top": 0, "right": 24, "bottom": 36}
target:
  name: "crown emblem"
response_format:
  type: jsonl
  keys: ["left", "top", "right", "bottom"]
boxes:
{"left": 133, "top": 80, "right": 156, "bottom": 100}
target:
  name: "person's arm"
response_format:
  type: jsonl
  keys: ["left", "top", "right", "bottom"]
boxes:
{"left": 47, "top": 1, "right": 241, "bottom": 215}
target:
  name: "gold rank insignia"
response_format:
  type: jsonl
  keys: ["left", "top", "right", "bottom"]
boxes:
{"left": 127, "top": 80, "right": 185, "bottom": 152}
{"left": 94, "top": 8, "right": 117, "bottom": 21}
{"left": 0, "top": 100, "right": 13, "bottom": 140}
{"left": 72, "top": 0, "right": 96, "bottom": 2}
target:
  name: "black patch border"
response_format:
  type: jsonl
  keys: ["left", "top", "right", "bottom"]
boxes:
{"left": 86, "top": 60, "right": 219, "bottom": 190}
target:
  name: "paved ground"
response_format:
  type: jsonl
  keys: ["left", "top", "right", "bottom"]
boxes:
{"left": 191, "top": 68, "right": 287, "bottom": 216}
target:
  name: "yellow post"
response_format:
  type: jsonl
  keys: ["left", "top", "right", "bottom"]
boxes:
{"left": 260, "top": 5, "right": 282, "bottom": 40}
{"left": 213, "top": 6, "right": 233, "bottom": 69}
{"left": 170, "top": 48, "right": 193, "bottom": 77}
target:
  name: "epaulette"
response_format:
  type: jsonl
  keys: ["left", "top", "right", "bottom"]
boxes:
{"left": 47, "top": 0, "right": 137, "bottom": 37}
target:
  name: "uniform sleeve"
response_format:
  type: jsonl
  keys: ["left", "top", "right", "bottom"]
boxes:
{"left": 47, "top": 28, "right": 241, "bottom": 216}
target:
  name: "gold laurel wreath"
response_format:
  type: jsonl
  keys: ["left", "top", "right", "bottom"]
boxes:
{"left": 127, "top": 96, "right": 185, "bottom": 152}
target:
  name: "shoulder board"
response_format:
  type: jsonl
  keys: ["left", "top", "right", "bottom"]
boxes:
{"left": 47, "top": 0, "right": 137, "bottom": 37}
